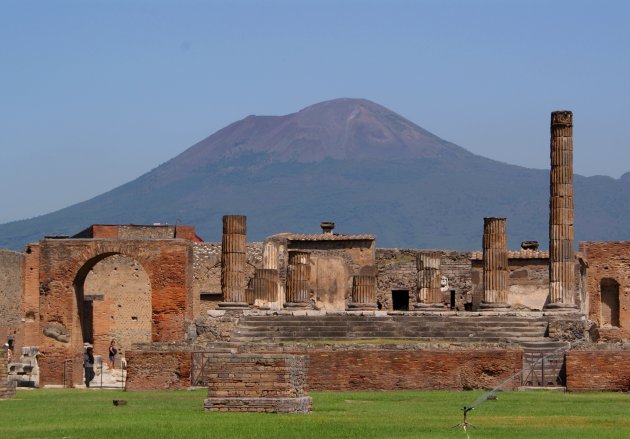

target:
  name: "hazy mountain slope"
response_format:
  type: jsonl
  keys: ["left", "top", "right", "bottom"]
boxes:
{"left": 1, "top": 98, "right": 629, "bottom": 250}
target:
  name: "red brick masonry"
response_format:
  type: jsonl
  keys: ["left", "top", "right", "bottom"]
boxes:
{"left": 126, "top": 348, "right": 522, "bottom": 391}
{"left": 566, "top": 350, "right": 630, "bottom": 391}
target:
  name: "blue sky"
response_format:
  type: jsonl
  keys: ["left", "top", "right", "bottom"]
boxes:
{"left": 1, "top": 0, "right": 629, "bottom": 224}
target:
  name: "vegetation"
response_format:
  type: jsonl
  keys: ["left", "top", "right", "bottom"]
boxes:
{"left": 2, "top": 389, "right": 630, "bottom": 438}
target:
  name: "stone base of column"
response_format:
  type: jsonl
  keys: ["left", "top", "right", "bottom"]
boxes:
{"left": 479, "top": 302, "right": 511, "bottom": 310}
{"left": 347, "top": 303, "right": 377, "bottom": 311}
{"left": 218, "top": 302, "right": 250, "bottom": 309}
{"left": 413, "top": 303, "right": 445, "bottom": 310}
{"left": 543, "top": 302, "right": 578, "bottom": 311}
{"left": 283, "top": 302, "right": 311, "bottom": 309}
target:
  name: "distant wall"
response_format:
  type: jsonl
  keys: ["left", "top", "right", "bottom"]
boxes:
{"left": 376, "top": 249, "right": 472, "bottom": 310}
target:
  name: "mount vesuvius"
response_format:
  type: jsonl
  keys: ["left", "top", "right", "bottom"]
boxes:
{"left": 1, "top": 98, "right": 629, "bottom": 250}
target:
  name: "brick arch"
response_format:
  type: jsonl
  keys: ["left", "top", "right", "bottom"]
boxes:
{"left": 37, "top": 238, "right": 192, "bottom": 386}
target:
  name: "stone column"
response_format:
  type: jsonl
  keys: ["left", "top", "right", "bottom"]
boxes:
{"left": 348, "top": 275, "right": 377, "bottom": 310}
{"left": 285, "top": 252, "right": 311, "bottom": 308}
{"left": 250, "top": 268, "right": 280, "bottom": 307}
{"left": 546, "top": 111, "right": 577, "bottom": 309}
{"left": 219, "top": 215, "right": 248, "bottom": 309}
{"left": 414, "top": 252, "right": 443, "bottom": 309}
{"left": 481, "top": 217, "right": 510, "bottom": 310}
{"left": 262, "top": 241, "right": 278, "bottom": 270}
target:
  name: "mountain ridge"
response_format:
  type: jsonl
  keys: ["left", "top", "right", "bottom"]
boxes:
{"left": 1, "top": 98, "right": 629, "bottom": 251}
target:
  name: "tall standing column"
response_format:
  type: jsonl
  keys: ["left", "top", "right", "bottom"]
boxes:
{"left": 219, "top": 215, "right": 249, "bottom": 308}
{"left": 414, "top": 252, "right": 443, "bottom": 309}
{"left": 481, "top": 217, "right": 510, "bottom": 310}
{"left": 546, "top": 111, "right": 577, "bottom": 309}
{"left": 285, "top": 251, "right": 311, "bottom": 308}
{"left": 348, "top": 275, "right": 377, "bottom": 310}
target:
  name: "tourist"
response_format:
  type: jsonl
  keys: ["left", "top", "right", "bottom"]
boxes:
{"left": 83, "top": 346, "right": 95, "bottom": 388}
{"left": 108, "top": 340, "right": 117, "bottom": 369}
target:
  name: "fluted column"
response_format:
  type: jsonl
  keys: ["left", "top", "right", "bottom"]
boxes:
{"left": 348, "top": 275, "right": 377, "bottom": 310}
{"left": 481, "top": 217, "right": 510, "bottom": 310}
{"left": 285, "top": 252, "right": 311, "bottom": 308}
{"left": 219, "top": 215, "right": 249, "bottom": 308}
{"left": 262, "top": 241, "right": 278, "bottom": 270}
{"left": 414, "top": 252, "right": 444, "bottom": 309}
{"left": 249, "top": 268, "right": 279, "bottom": 308}
{"left": 546, "top": 111, "right": 578, "bottom": 309}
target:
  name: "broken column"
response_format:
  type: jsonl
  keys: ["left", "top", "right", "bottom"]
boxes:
{"left": 284, "top": 251, "right": 311, "bottom": 308}
{"left": 250, "top": 268, "right": 280, "bottom": 307}
{"left": 219, "top": 215, "right": 249, "bottom": 309}
{"left": 481, "top": 217, "right": 510, "bottom": 310}
{"left": 414, "top": 252, "right": 444, "bottom": 309}
{"left": 348, "top": 275, "right": 377, "bottom": 310}
{"left": 546, "top": 110, "right": 577, "bottom": 309}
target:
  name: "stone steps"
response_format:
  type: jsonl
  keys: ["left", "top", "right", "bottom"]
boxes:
{"left": 232, "top": 314, "right": 551, "bottom": 345}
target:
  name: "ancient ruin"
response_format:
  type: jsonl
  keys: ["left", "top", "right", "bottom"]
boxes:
{"left": 2, "top": 110, "right": 630, "bottom": 396}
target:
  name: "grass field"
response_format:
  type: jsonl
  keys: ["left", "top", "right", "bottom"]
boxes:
{"left": 1, "top": 388, "right": 630, "bottom": 438}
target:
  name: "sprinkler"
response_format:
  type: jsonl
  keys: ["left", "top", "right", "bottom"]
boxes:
{"left": 452, "top": 406, "right": 476, "bottom": 433}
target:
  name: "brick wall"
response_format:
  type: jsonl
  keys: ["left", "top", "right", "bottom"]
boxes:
{"left": 125, "top": 350, "right": 192, "bottom": 390}
{"left": 566, "top": 350, "right": 630, "bottom": 391}
{"left": 125, "top": 346, "right": 522, "bottom": 392}
{"left": 580, "top": 242, "right": 630, "bottom": 341}
{"left": 306, "top": 349, "right": 522, "bottom": 391}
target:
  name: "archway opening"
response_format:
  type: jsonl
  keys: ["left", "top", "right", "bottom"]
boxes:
{"left": 601, "top": 278, "right": 620, "bottom": 328}
{"left": 80, "top": 254, "right": 152, "bottom": 363}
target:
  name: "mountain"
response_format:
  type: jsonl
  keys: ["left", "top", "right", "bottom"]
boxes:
{"left": 1, "top": 98, "right": 630, "bottom": 251}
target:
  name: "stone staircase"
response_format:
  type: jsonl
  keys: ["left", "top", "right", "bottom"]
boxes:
{"left": 231, "top": 314, "right": 550, "bottom": 345}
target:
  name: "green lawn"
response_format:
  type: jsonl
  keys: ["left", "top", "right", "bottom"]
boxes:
{"left": 1, "top": 389, "right": 630, "bottom": 438}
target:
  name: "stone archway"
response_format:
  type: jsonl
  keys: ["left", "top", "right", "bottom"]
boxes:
{"left": 81, "top": 254, "right": 152, "bottom": 361}
{"left": 600, "top": 278, "right": 620, "bottom": 327}
{"left": 37, "top": 238, "right": 192, "bottom": 386}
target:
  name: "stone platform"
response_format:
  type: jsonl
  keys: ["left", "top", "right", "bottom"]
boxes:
{"left": 203, "top": 353, "right": 312, "bottom": 413}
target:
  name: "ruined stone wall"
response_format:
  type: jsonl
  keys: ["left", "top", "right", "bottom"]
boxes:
{"left": 580, "top": 241, "right": 630, "bottom": 341}
{"left": 192, "top": 243, "right": 263, "bottom": 316}
{"left": 376, "top": 249, "right": 471, "bottom": 310}
{"left": 125, "top": 350, "right": 192, "bottom": 390}
{"left": 83, "top": 254, "right": 152, "bottom": 361}
{"left": 472, "top": 258, "right": 549, "bottom": 310}
{"left": 566, "top": 350, "right": 630, "bottom": 391}
{"left": 0, "top": 249, "right": 24, "bottom": 346}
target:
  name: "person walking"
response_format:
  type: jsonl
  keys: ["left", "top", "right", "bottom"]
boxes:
{"left": 83, "top": 346, "right": 95, "bottom": 388}
{"left": 108, "top": 340, "right": 117, "bottom": 370}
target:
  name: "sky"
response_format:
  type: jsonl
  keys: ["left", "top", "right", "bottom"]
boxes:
{"left": 1, "top": 0, "right": 629, "bottom": 224}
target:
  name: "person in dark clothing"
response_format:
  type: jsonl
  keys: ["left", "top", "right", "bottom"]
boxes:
{"left": 108, "top": 340, "right": 117, "bottom": 369}
{"left": 83, "top": 346, "right": 95, "bottom": 388}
